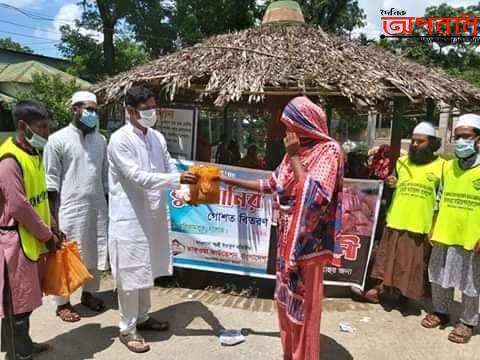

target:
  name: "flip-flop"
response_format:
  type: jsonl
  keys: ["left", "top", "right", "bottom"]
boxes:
{"left": 119, "top": 333, "right": 150, "bottom": 353}
{"left": 137, "top": 317, "right": 170, "bottom": 332}
{"left": 56, "top": 304, "right": 81, "bottom": 322}
{"left": 448, "top": 323, "right": 473, "bottom": 344}
{"left": 421, "top": 313, "right": 449, "bottom": 329}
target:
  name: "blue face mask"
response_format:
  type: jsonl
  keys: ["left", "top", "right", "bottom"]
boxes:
{"left": 79, "top": 109, "right": 98, "bottom": 129}
{"left": 454, "top": 138, "right": 477, "bottom": 159}
{"left": 25, "top": 126, "right": 47, "bottom": 150}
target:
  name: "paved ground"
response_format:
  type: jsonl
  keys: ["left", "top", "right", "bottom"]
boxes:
{"left": 22, "top": 277, "right": 480, "bottom": 360}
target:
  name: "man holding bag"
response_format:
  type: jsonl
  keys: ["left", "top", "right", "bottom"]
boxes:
{"left": 0, "top": 101, "right": 62, "bottom": 360}
{"left": 43, "top": 91, "right": 108, "bottom": 322}
{"left": 108, "top": 86, "right": 197, "bottom": 353}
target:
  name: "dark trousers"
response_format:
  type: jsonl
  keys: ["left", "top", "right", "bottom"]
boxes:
{"left": 1, "top": 263, "right": 34, "bottom": 360}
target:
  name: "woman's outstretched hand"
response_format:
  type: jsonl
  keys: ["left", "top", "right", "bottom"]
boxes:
{"left": 284, "top": 131, "right": 300, "bottom": 157}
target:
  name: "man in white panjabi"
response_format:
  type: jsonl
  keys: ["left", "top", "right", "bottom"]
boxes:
{"left": 108, "top": 86, "right": 197, "bottom": 353}
{"left": 43, "top": 91, "right": 108, "bottom": 322}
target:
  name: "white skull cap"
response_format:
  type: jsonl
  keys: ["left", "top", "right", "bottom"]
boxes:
{"left": 69, "top": 91, "right": 97, "bottom": 106}
{"left": 413, "top": 122, "right": 436, "bottom": 137}
{"left": 455, "top": 114, "right": 480, "bottom": 130}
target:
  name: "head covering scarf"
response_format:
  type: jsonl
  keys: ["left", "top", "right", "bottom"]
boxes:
{"left": 264, "top": 96, "right": 344, "bottom": 269}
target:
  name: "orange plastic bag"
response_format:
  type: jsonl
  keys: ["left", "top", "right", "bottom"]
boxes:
{"left": 41, "top": 246, "right": 69, "bottom": 297}
{"left": 41, "top": 242, "right": 93, "bottom": 296}
{"left": 188, "top": 165, "right": 221, "bottom": 204}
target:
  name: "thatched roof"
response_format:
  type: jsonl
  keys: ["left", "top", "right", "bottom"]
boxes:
{"left": 95, "top": 24, "right": 480, "bottom": 110}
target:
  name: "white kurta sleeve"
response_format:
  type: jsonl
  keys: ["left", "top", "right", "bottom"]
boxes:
{"left": 109, "top": 139, "right": 181, "bottom": 190}
{"left": 102, "top": 140, "right": 109, "bottom": 195}
{"left": 43, "top": 137, "right": 62, "bottom": 192}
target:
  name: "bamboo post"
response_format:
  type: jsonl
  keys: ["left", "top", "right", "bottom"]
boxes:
{"left": 438, "top": 101, "right": 451, "bottom": 154}
{"left": 366, "top": 110, "right": 377, "bottom": 149}
{"left": 426, "top": 98, "right": 435, "bottom": 122}
{"left": 390, "top": 97, "right": 408, "bottom": 169}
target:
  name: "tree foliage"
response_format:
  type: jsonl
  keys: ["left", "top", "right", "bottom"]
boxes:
{"left": 16, "top": 73, "right": 81, "bottom": 131}
{"left": 175, "top": 0, "right": 257, "bottom": 46}
{"left": 0, "top": 37, "right": 33, "bottom": 54}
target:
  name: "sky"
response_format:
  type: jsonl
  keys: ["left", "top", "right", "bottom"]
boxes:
{"left": 0, "top": 0, "right": 479, "bottom": 59}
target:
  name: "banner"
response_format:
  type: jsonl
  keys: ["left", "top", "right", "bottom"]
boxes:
{"left": 156, "top": 108, "right": 197, "bottom": 159}
{"left": 168, "top": 162, "right": 383, "bottom": 289}
{"left": 168, "top": 161, "right": 273, "bottom": 277}
{"left": 325, "top": 179, "right": 384, "bottom": 289}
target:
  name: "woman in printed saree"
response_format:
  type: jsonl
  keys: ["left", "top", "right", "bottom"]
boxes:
{"left": 220, "top": 96, "right": 344, "bottom": 360}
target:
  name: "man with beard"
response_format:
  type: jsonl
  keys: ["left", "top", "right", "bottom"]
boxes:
{"left": 364, "top": 122, "right": 443, "bottom": 305}
{"left": 422, "top": 114, "right": 480, "bottom": 344}
{"left": 43, "top": 91, "right": 108, "bottom": 322}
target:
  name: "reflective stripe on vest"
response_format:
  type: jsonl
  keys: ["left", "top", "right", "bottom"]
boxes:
{"left": 386, "top": 155, "right": 444, "bottom": 234}
{"left": 432, "top": 159, "right": 480, "bottom": 251}
{"left": 0, "top": 138, "right": 50, "bottom": 261}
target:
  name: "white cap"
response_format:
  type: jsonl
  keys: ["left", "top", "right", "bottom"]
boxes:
{"left": 70, "top": 91, "right": 97, "bottom": 106}
{"left": 413, "top": 122, "right": 436, "bottom": 137}
{"left": 455, "top": 114, "right": 480, "bottom": 130}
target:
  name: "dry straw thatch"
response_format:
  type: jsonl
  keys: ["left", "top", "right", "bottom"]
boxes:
{"left": 95, "top": 24, "right": 480, "bottom": 110}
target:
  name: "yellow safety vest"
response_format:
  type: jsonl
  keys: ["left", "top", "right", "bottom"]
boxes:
{"left": 386, "top": 155, "right": 444, "bottom": 234}
{"left": 432, "top": 159, "right": 480, "bottom": 251}
{"left": 0, "top": 137, "right": 50, "bottom": 261}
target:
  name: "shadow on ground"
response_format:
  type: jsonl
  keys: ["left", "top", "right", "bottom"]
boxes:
{"left": 37, "top": 323, "right": 117, "bottom": 360}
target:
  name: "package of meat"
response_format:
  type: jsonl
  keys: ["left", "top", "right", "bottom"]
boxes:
{"left": 187, "top": 165, "right": 221, "bottom": 204}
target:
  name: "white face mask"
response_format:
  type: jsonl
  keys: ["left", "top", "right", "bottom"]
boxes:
{"left": 138, "top": 109, "right": 157, "bottom": 128}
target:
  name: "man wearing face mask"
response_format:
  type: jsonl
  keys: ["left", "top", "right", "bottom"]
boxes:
{"left": 107, "top": 86, "right": 197, "bottom": 353}
{"left": 422, "top": 114, "right": 480, "bottom": 344}
{"left": 364, "top": 122, "right": 443, "bottom": 305}
{"left": 0, "top": 101, "right": 63, "bottom": 360}
{"left": 43, "top": 91, "right": 108, "bottom": 323}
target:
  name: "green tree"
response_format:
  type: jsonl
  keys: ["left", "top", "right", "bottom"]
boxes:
{"left": 16, "top": 73, "right": 82, "bottom": 131}
{"left": 0, "top": 37, "right": 33, "bottom": 53}
{"left": 126, "top": 0, "right": 176, "bottom": 56}
{"left": 174, "top": 0, "right": 257, "bottom": 46}
{"left": 58, "top": 0, "right": 170, "bottom": 79}
{"left": 260, "top": 0, "right": 366, "bottom": 36}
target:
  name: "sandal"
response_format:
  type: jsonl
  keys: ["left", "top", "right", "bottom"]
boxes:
{"left": 81, "top": 292, "right": 105, "bottom": 312}
{"left": 119, "top": 332, "right": 150, "bottom": 353}
{"left": 363, "top": 286, "right": 384, "bottom": 304}
{"left": 137, "top": 317, "right": 170, "bottom": 332}
{"left": 421, "top": 313, "right": 449, "bottom": 329}
{"left": 448, "top": 323, "right": 473, "bottom": 344}
{"left": 56, "top": 303, "right": 81, "bottom": 322}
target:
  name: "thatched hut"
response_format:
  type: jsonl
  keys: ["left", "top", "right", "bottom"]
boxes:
{"left": 94, "top": 0, "right": 480, "bottom": 165}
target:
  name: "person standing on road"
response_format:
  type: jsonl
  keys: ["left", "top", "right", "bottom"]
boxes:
{"left": 0, "top": 101, "right": 62, "bottom": 360}
{"left": 220, "top": 96, "right": 344, "bottom": 360}
{"left": 364, "top": 122, "right": 444, "bottom": 305}
{"left": 43, "top": 91, "right": 108, "bottom": 322}
{"left": 108, "top": 86, "right": 197, "bottom": 353}
{"left": 422, "top": 114, "right": 480, "bottom": 344}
